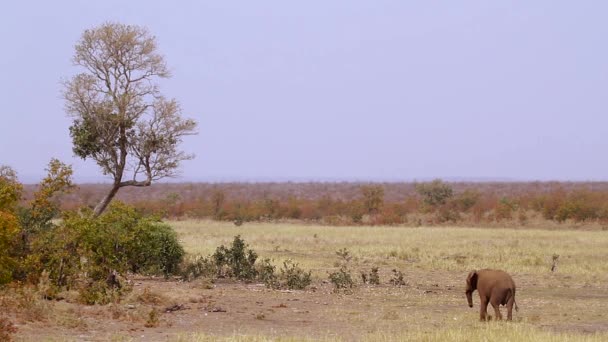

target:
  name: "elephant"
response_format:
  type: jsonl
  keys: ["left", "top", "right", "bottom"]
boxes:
{"left": 465, "top": 269, "right": 518, "bottom": 321}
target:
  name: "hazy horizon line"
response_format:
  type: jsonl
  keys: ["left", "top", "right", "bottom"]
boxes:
{"left": 18, "top": 176, "right": 608, "bottom": 185}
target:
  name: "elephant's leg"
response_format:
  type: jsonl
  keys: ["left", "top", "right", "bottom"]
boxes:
{"left": 479, "top": 296, "right": 489, "bottom": 321}
{"left": 506, "top": 295, "right": 515, "bottom": 321}
{"left": 490, "top": 299, "right": 502, "bottom": 320}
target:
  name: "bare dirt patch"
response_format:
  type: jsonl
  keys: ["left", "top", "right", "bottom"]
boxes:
{"left": 7, "top": 269, "right": 608, "bottom": 341}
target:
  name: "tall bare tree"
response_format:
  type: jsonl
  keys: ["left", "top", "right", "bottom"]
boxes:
{"left": 64, "top": 22, "right": 197, "bottom": 216}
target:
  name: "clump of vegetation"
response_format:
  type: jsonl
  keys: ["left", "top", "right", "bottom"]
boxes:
{"left": 1, "top": 165, "right": 29, "bottom": 285}
{"left": 182, "top": 235, "right": 312, "bottom": 290}
{"left": 361, "top": 185, "right": 384, "bottom": 215}
{"left": 180, "top": 237, "right": 312, "bottom": 290}
{"left": 361, "top": 267, "right": 380, "bottom": 285}
{"left": 335, "top": 248, "right": 352, "bottom": 263}
{"left": 257, "top": 258, "right": 311, "bottom": 290}
{"left": 136, "top": 287, "right": 168, "bottom": 306}
{"left": 389, "top": 269, "right": 407, "bottom": 286}
{"left": 277, "top": 260, "right": 312, "bottom": 290}
{"left": 29, "top": 202, "right": 184, "bottom": 291}
{"left": 77, "top": 280, "right": 123, "bottom": 305}
{"left": 329, "top": 248, "right": 355, "bottom": 292}
{"left": 179, "top": 255, "right": 217, "bottom": 282}
{"left": 1, "top": 159, "right": 186, "bottom": 305}
{"left": 329, "top": 265, "right": 355, "bottom": 292}
{"left": 0, "top": 316, "right": 17, "bottom": 341}
{"left": 144, "top": 308, "right": 160, "bottom": 328}
{"left": 213, "top": 235, "right": 258, "bottom": 281}
{"left": 256, "top": 258, "right": 278, "bottom": 288}
{"left": 416, "top": 179, "right": 454, "bottom": 207}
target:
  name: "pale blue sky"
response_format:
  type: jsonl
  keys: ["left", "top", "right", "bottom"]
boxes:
{"left": 1, "top": 1, "right": 607, "bottom": 183}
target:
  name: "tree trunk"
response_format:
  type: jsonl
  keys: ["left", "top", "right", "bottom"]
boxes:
{"left": 93, "top": 183, "right": 121, "bottom": 217}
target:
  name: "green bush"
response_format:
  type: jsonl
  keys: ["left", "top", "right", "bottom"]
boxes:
{"left": 416, "top": 179, "right": 453, "bottom": 207}
{"left": 26, "top": 202, "right": 184, "bottom": 294}
{"left": 125, "top": 219, "right": 185, "bottom": 276}
{"left": 0, "top": 212, "right": 20, "bottom": 285}
{"left": 256, "top": 258, "right": 278, "bottom": 289}
{"left": 0, "top": 166, "right": 23, "bottom": 285}
{"left": 198, "top": 237, "right": 313, "bottom": 290}
{"left": 77, "top": 280, "right": 123, "bottom": 305}
{"left": 278, "top": 260, "right": 312, "bottom": 290}
{"left": 179, "top": 255, "right": 217, "bottom": 282}
{"left": 328, "top": 265, "right": 354, "bottom": 292}
{"left": 213, "top": 235, "right": 258, "bottom": 280}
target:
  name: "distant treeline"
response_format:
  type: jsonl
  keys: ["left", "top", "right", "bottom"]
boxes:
{"left": 23, "top": 181, "right": 608, "bottom": 227}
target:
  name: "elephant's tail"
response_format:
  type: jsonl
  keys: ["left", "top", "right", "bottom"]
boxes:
{"left": 508, "top": 289, "right": 519, "bottom": 312}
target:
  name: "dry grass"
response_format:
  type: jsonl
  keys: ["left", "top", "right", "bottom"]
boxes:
{"left": 172, "top": 220, "right": 608, "bottom": 282}
{"left": 177, "top": 323, "right": 608, "bottom": 342}
{"left": 163, "top": 220, "right": 608, "bottom": 341}
{"left": 5, "top": 220, "right": 608, "bottom": 341}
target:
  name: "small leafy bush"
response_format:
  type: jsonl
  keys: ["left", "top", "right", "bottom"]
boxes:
{"left": 335, "top": 248, "right": 352, "bottom": 263}
{"left": 278, "top": 259, "right": 312, "bottom": 290}
{"left": 144, "top": 309, "right": 160, "bottom": 328}
{"left": 22, "top": 202, "right": 184, "bottom": 306}
{"left": 179, "top": 255, "right": 217, "bottom": 282}
{"left": 361, "top": 267, "right": 380, "bottom": 285}
{"left": 389, "top": 269, "right": 407, "bottom": 286}
{"left": 328, "top": 265, "right": 354, "bottom": 292}
{"left": 213, "top": 235, "right": 258, "bottom": 280}
{"left": 256, "top": 258, "right": 278, "bottom": 289}
{"left": 416, "top": 179, "right": 453, "bottom": 207}
{"left": 77, "top": 280, "right": 123, "bottom": 305}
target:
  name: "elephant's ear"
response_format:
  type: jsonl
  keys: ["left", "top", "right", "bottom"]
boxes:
{"left": 466, "top": 270, "right": 478, "bottom": 288}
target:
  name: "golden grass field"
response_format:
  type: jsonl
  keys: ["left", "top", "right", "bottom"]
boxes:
{"left": 174, "top": 220, "right": 608, "bottom": 280}
{"left": 5, "top": 220, "right": 608, "bottom": 341}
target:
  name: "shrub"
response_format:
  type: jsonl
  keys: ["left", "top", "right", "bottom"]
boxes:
{"left": 25, "top": 202, "right": 184, "bottom": 299}
{"left": 0, "top": 166, "right": 23, "bottom": 285}
{"left": 123, "top": 217, "right": 185, "bottom": 276}
{"left": 144, "top": 309, "right": 160, "bottom": 328}
{"left": 389, "top": 269, "right": 407, "bottom": 286}
{"left": 361, "top": 267, "right": 380, "bottom": 285}
{"left": 213, "top": 235, "right": 258, "bottom": 280}
{"left": 179, "top": 255, "right": 217, "bottom": 282}
{"left": 77, "top": 280, "right": 122, "bottom": 305}
{"left": 328, "top": 265, "right": 354, "bottom": 292}
{"left": 278, "top": 259, "right": 312, "bottom": 290}
{"left": 435, "top": 208, "right": 460, "bottom": 223}
{"left": 0, "top": 166, "right": 22, "bottom": 211}
{"left": 0, "top": 212, "right": 20, "bottom": 285}
{"left": 361, "top": 185, "right": 384, "bottom": 215}
{"left": 257, "top": 258, "right": 278, "bottom": 289}
{"left": 416, "top": 179, "right": 453, "bottom": 207}
{"left": 454, "top": 190, "right": 480, "bottom": 212}
{"left": 0, "top": 316, "right": 17, "bottom": 341}
{"left": 335, "top": 248, "right": 352, "bottom": 263}
{"left": 495, "top": 197, "right": 517, "bottom": 221}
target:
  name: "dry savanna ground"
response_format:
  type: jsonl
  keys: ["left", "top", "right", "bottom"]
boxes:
{"left": 4, "top": 221, "right": 608, "bottom": 341}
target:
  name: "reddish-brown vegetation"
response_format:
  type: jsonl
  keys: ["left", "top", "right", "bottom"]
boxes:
{"left": 22, "top": 181, "right": 608, "bottom": 227}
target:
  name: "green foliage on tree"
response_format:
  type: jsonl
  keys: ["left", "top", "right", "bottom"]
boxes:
{"left": 415, "top": 179, "right": 454, "bottom": 207}
{"left": 361, "top": 185, "right": 384, "bottom": 215}
{"left": 63, "top": 22, "right": 197, "bottom": 216}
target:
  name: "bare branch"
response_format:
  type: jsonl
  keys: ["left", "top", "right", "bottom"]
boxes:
{"left": 64, "top": 22, "right": 197, "bottom": 216}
